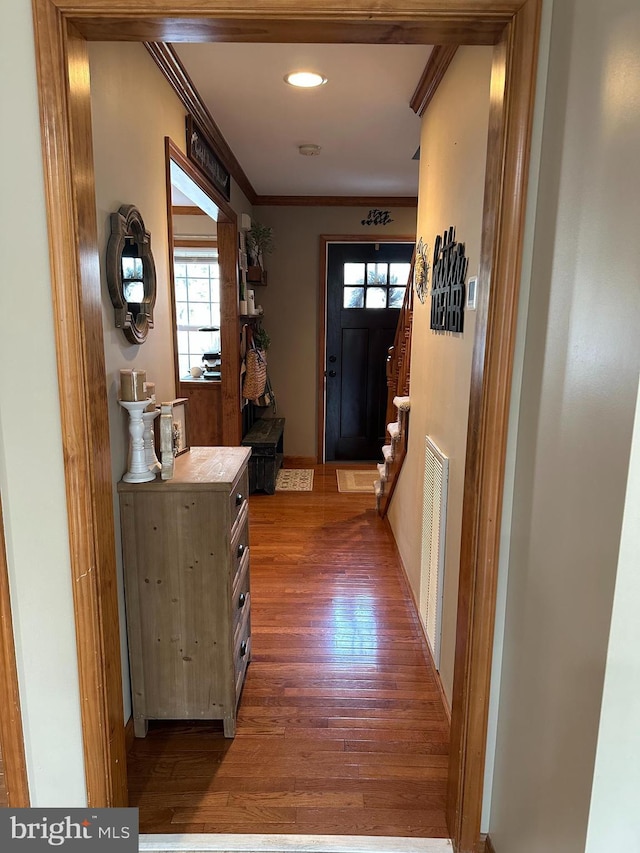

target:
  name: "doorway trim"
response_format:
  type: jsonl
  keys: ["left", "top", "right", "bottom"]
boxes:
{"left": 30, "top": 2, "right": 542, "bottom": 850}
{"left": 0, "top": 496, "right": 29, "bottom": 806}
{"left": 317, "top": 235, "right": 416, "bottom": 464}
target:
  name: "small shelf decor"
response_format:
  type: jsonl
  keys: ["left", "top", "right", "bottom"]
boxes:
{"left": 246, "top": 221, "right": 274, "bottom": 286}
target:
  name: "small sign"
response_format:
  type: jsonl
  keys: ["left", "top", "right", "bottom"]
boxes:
{"left": 361, "top": 208, "right": 394, "bottom": 226}
{"left": 186, "top": 115, "right": 231, "bottom": 201}
{"left": 0, "top": 808, "right": 138, "bottom": 852}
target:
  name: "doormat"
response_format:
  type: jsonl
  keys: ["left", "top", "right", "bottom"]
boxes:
{"left": 275, "top": 468, "right": 314, "bottom": 492}
{"left": 336, "top": 469, "right": 378, "bottom": 494}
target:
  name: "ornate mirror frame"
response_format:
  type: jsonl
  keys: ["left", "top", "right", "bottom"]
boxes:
{"left": 106, "top": 204, "right": 157, "bottom": 344}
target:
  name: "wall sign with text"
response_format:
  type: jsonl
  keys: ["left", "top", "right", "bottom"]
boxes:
{"left": 430, "top": 226, "right": 468, "bottom": 333}
{"left": 186, "top": 115, "right": 231, "bottom": 201}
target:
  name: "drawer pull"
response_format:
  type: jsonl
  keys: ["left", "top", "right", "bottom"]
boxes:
{"left": 238, "top": 592, "right": 247, "bottom": 609}
{"left": 235, "top": 493, "right": 244, "bottom": 507}
{"left": 240, "top": 640, "right": 248, "bottom": 658}
{"left": 237, "top": 543, "right": 246, "bottom": 559}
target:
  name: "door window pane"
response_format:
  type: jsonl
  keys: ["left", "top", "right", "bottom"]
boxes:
{"left": 388, "top": 287, "right": 405, "bottom": 308}
{"left": 367, "top": 263, "right": 388, "bottom": 285}
{"left": 366, "top": 287, "right": 387, "bottom": 308}
{"left": 344, "top": 263, "right": 365, "bottom": 285}
{"left": 389, "top": 263, "right": 411, "bottom": 285}
{"left": 344, "top": 287, "right": 365, "bottom": 308}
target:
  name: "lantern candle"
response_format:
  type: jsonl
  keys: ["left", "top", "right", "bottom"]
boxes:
{"left": 119, "top": 368, "right": 147, "bottom": 402}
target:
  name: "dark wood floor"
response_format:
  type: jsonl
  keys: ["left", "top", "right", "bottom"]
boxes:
{"left": 128, "top": 464, "right": 449, "bottom": 836}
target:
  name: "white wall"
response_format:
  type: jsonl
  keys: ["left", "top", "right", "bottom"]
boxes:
{"left": 388, "top": 47, "right": 493, "bottom": 704}
{"left": 256, "top": 206, "right": 417, "bottom": 457}
{"left": 585, "top": 377, "right": 640, "bottom": 851}
{"left": 0, "top": 1, "right": 86, "bottom": 805}
{"left": 488, "top": 1, "right": 640, "bottom": 850}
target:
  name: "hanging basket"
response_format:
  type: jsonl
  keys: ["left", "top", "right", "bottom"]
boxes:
{"left": 243, "top": 348, "right": 267, "bottom": 401}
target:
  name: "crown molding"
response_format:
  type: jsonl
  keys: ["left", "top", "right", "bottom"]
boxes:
{"left": 145, "top": 43, "right": 257, "bottom": 204}
{"left": 254, "top": 195, "right": 418, "bottom": 207}
{"left": 410, "top": 45, "right": 458, "bottom": 116}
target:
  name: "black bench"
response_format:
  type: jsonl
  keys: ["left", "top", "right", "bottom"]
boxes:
{"left": 241, "top": 417, "right": 285, "bottom": 495}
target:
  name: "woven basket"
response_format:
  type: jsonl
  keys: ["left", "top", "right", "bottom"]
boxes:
{"left": 243, "top": 348, "right": 267, "bottom": 401}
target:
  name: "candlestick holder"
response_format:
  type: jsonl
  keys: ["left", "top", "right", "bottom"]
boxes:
{"left": 119, "top": 399, "right": 156, "bottom": 483}
{"left": 142, "top": 408, "right": 161, "bottom": 475}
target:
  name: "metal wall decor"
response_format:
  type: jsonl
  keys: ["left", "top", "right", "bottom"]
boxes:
{"left": 413, "top": 237, "right": 430, "bottom": 304}
{"left": 361, "top": 208, "right": 394, "bottom": 226}
{"left": 430, "top": 226, "right": 468, "bottom": 333}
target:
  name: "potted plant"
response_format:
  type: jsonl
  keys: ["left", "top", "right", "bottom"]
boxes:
{"left": 253, "top": 322, "right": 271, "bottom": 353}
{"left": 246, "top": 221, "right": 274, "bottom": 284}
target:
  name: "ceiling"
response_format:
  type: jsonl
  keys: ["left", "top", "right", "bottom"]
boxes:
{"left": 173, "top": 43, "right": 431, "bottom": 198}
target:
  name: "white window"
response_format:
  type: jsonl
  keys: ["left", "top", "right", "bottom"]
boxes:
{"left": 173, "top": 247, "right": 221, "bottom": 376}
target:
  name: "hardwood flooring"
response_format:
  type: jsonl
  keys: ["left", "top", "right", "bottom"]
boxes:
{"left": 128, "top": 464, "right": 449, "bottom": 836}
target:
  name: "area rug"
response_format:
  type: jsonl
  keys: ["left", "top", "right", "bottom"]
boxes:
{"left": 336, "top": 469, "right": 378, "bottom": 494}
{"left": 275, "top": 468, "right": 314, "bottom": 492}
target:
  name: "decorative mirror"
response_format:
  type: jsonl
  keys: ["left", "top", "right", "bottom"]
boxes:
{"left": 106, "top": 204, "right": 157, "bottom": 344}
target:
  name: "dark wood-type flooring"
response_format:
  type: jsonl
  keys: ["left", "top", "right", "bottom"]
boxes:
{"left": 128, "top": 464, "right": 450, "bottom": 836}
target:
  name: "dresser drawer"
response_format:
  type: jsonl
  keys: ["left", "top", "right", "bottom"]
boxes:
{"left": 232, "top": 552, "right": 250, "bottom": 631}
{"left": 230, "top": 513, "right": 249, "bottom": 583}
{"left": 234, "top": 603, "right": 251, "bottom": 698}
{"left": 229, "top": 468, "right": 249, "bottom": 529}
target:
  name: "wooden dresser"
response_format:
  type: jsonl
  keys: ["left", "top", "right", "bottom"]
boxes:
{"left": 118, "top": 447, "right": 251, "bottom": 738}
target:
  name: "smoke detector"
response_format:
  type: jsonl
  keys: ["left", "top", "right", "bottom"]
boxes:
{"left": 298, "top": 144, "right": 322, "bottom": 157}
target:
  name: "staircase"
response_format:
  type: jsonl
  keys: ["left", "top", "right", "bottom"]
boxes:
{"left": 375, "top": 257, "right": 414, "bottom": 516}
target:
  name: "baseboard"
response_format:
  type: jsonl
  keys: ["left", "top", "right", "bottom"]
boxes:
{"left": 140, "top": 835, "right": 453, "bottom": 853}
{"left": 382, "top": 516, "right": 452, "bottom": 727}
{"left": 283, "top": 456, "right": 316, "bottom": 468}
{"left": 125, "top": 716, "right": 135, "bottom": 753}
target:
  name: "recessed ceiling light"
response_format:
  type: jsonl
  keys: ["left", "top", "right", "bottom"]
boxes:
{"left": 284, "top": 71, "right": 327, "bottom": 89}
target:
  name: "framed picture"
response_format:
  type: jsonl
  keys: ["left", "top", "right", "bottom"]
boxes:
{"left": 170, "top": 398, "right": 190, "bottom": 455}
{"left": 157, "top": 398, "right": 190, "bottom": 466}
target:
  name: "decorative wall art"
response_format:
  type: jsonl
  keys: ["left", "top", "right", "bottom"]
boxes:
{"left": 186, "top": 115, "right": 231, "bottom": 201}
{"left": 361, "top": 208, "right": 394, "bottom": 226}
{"left": 106, "top": 205, "right": 157, "bottom": 344}
{"left": 430, "top": 226, "right": 468, "bottom": 333}
{"left": 413, "top": 237, "right": 430, "bottom": 304}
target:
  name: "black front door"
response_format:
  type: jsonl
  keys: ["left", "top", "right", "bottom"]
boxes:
{"left": 325, "top": 241, "right": 414, "bottom": 461}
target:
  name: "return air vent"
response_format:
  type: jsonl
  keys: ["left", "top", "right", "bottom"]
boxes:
{"left": 418, "top": 436, "right": 449, "bottom": 669}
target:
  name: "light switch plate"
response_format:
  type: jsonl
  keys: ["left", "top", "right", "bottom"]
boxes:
{"left": 467, "top": 276, "right": 478, "bottom": 310}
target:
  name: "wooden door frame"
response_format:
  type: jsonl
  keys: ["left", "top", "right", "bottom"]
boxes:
{"left": 164, "top": 138, "right": 242, "bottom": 445}
{"left": 0, "top": 497, "right": 30, "bottom": 806}
{"left": 30, "top": 2, "right": 542, "bottom": 850}
{"left": 317, "top": 235, "right": 416, "bottom": 464}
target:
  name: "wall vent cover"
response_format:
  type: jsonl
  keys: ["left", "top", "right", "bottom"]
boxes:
{"left": 419, "top": 436, "right": 449, "bottom": 669}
